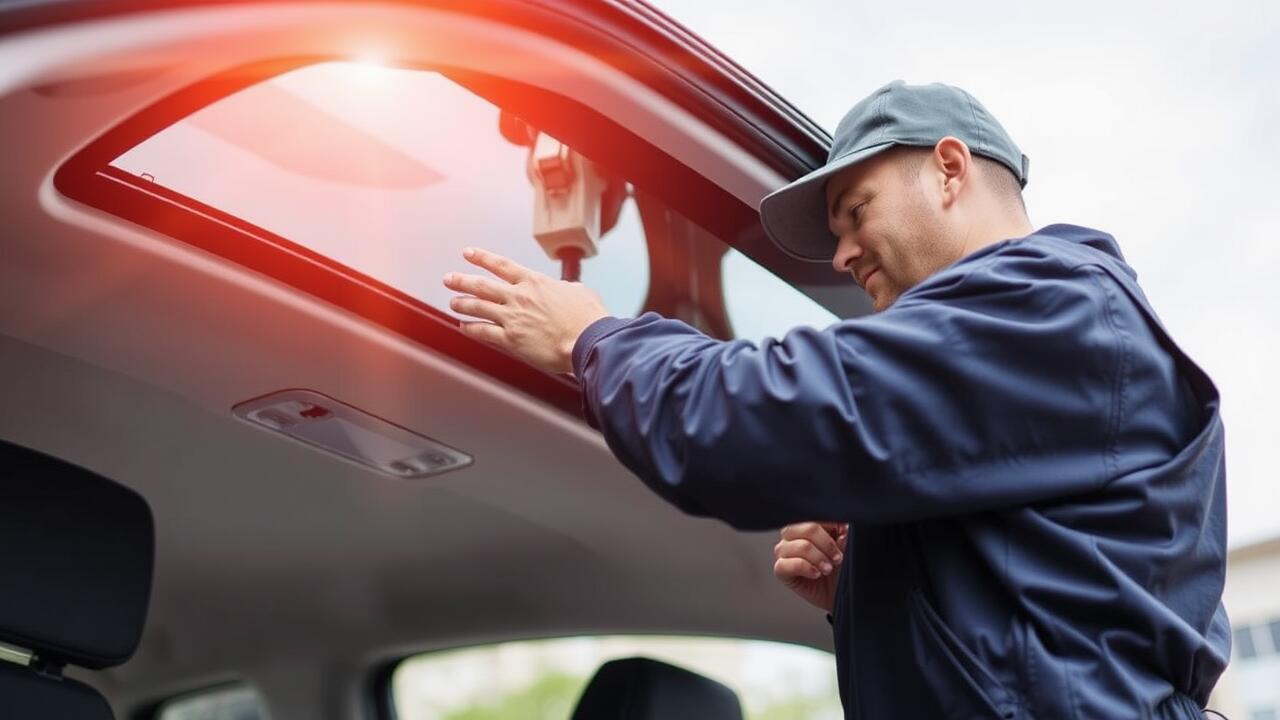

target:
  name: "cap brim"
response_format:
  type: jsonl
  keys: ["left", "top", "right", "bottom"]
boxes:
{"left": 759, "top": 141, "right": 896, "bottom": 262}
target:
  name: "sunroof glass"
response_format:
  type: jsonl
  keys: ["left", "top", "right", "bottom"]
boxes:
{"left": 110, "top": 61, "right": 836, "bottom": 342}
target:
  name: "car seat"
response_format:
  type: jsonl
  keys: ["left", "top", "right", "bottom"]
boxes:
{"left": 0, "top": 439, "right": 155, "bottom": 719}
{"left": 570, "top": 656, "right": 744, "bottom": 720}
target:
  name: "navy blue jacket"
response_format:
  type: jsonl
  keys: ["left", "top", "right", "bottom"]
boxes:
{"left": 571, "top": 224, "right": 1229, "bottom": 719}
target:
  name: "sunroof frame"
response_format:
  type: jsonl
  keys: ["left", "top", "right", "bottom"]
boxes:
{"left": 54, "top": 52, "right": 832, "bottom": 419}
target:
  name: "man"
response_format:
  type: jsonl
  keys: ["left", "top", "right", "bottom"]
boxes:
{"left": 442, "top": 81, "right": 1230, "bottom": 718}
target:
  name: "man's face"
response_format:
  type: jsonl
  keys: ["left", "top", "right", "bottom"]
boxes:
{"left": 824, "top": 148, "right": 958, "bottom": 312}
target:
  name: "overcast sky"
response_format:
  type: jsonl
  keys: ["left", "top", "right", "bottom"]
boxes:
{"left": 653, "top": 0, "right": 1280, "bottom": 547}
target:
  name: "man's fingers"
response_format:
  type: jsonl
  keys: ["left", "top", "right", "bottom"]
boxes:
{"left": 779, "top": 523, "right": 809, "bottom": 541}
{"left": 774, "top": 557, "right": 824, "bottom": 583}
{"left": 463, "top": 247, "right": 530, "bottom": 285}
{"left": 449, "top": 296, "right": 506, "bottom": 324}
{"left": 458, "top": 320, "right": 507, "bottom": 347}
{"left": 821, "top": 521, "right": 848, "bottom": 537}
{"left": 774, "top": 538, "right": 839, "bottom": 574}
{"left": 443, "top": 272, "right": 510, "bottom": 303}
{"left": 779, "top": 522, "right": 844, "bottom": 562}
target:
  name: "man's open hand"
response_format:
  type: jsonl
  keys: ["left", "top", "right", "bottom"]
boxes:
{"left": 442, "top": 248, "right": 609, "bottom": 375}
{"left": 774, "top": 522, "right": 848, "bottom": 613}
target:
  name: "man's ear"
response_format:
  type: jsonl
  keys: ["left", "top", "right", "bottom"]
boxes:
{"left": 932, "top": 137, "right": 971, "bottom": 208}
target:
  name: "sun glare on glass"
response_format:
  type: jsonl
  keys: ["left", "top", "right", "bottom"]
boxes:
{"left": 340, "top": 53, "right": 396, "bottom": 86}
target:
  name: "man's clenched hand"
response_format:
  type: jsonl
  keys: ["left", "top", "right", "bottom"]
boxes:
{"left": 774, "top": 522, "right": 848, "bottom": 613}
{"left": 443, "top": 247, "right": 609, "bottom": 375}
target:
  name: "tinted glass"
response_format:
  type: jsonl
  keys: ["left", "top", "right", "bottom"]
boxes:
{"left": 111, "top": 62, "right": 837, "bottom": 345}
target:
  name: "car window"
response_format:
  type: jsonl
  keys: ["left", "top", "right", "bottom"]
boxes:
{"left": 110, "top": 61, "right": 836, "bottom": 345}
{"left": 154, "top": 684, "right": 267, "bottom": 720}
{"left": 389, "top": 635, "right": 842, "bottom": 720}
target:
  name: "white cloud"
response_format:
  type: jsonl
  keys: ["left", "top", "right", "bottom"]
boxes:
{"left": 654, "top": 0, "right": 1280, "bottom": 546}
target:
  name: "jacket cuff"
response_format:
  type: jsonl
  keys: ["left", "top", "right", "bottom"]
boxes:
{"left": 571, "top": 316, "right": 632, "bottom": 379}
{"left": 571, "top": 316, "right": 634, "bottom": 428}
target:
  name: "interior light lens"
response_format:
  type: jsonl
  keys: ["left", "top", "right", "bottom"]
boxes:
{"left": 233, "top": 389, "right": 472, "bottom": 479}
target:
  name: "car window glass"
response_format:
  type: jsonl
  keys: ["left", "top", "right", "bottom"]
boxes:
{"left": 110, "top": 62, "right": 836, "bottom": 345}
{"left": 155, "top": 684, "right": 267, "bottom": 720}
{"left": 390, "top": 635, "right": 842, "bottom": 719}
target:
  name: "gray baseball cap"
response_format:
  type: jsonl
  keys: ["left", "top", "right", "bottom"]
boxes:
{"left": 759, "top": 80, "right": 1030, "bottom": 262}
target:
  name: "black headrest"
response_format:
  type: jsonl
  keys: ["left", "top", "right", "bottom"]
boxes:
{"left": 0, "top": 440, "right": 154, "bottom": 669}
{"left": 570, "top": 657, "right": 744, "bottom": 720}
{"left": 0, "top": 662, "right": 113, "bottom": 718}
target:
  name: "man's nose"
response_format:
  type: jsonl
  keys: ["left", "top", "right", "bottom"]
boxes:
{"left": 831, "top": 236, "right": 862, "bottom": 274}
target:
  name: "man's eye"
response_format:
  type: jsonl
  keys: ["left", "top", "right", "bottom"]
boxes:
{"left": 850, "top": 202, "right": 866, "bottom": 223}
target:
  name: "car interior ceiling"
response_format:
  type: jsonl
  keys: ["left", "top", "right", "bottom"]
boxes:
{"left": 0, "top": 3, "right": 842, "bottom": 718}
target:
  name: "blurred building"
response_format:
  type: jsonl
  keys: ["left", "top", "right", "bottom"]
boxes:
{"left": 1209, "top": 535, "right": 1280, "bottom": 720}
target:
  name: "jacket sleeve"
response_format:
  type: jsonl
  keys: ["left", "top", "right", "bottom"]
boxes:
{"left": 572, "top": 250, "right": 1131, "bottom": 530}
